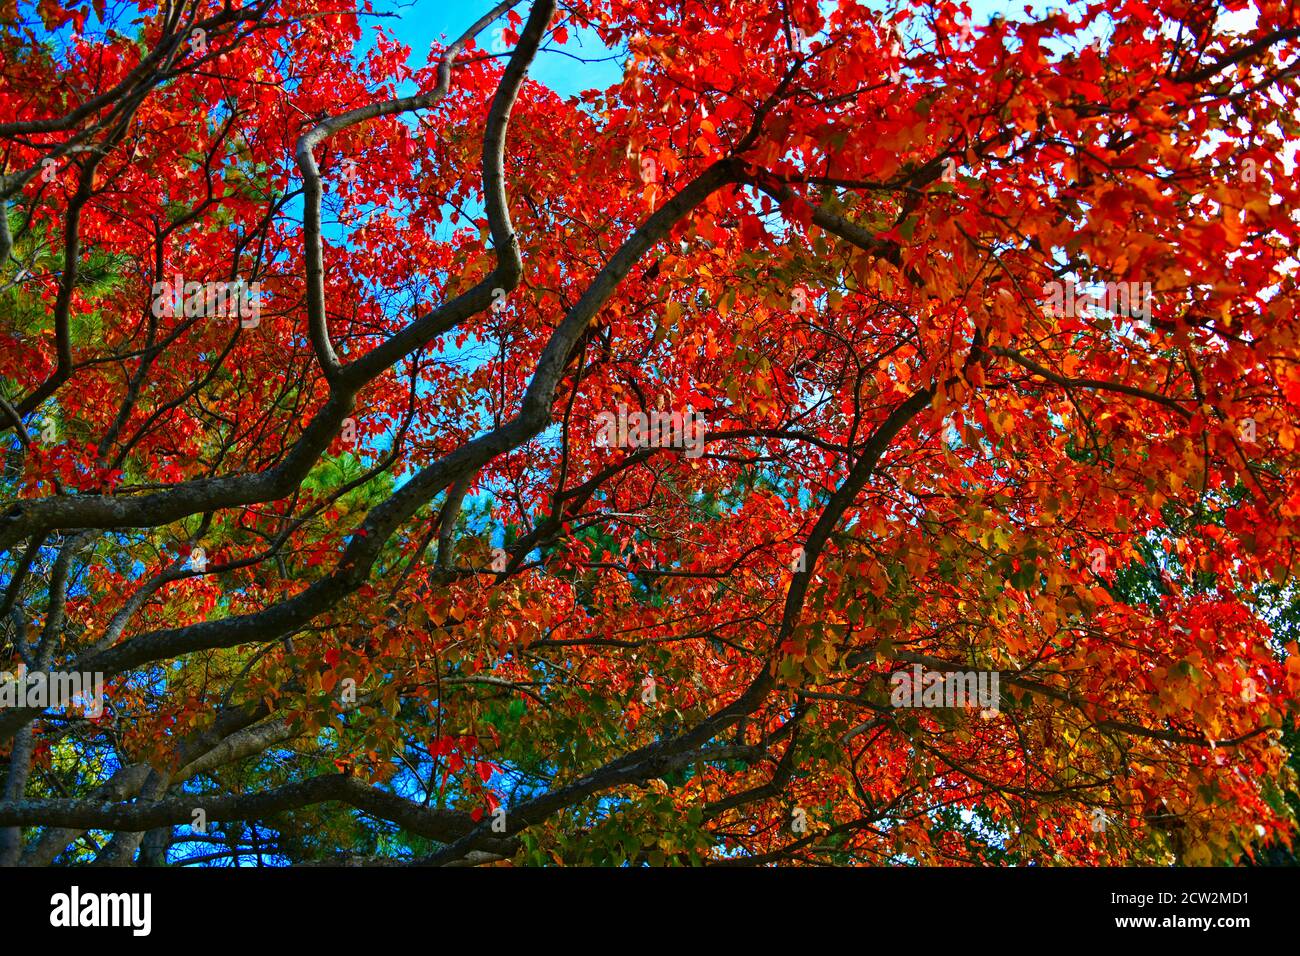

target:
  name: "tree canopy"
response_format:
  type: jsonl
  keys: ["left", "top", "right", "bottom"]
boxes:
{"left": 1, "top": 0, "right": 1299, "bottom": 867}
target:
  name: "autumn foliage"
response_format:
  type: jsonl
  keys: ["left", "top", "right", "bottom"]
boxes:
{"left": 1, "top": 0, "right": 1299, "bottom": 866}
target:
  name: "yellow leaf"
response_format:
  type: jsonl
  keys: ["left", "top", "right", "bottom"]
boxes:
{"left": 664, "top": 299, "right": 681, "bottom": 328}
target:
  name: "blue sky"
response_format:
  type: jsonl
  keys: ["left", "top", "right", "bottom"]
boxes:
{"left": 368, "top": 1, "right": 623, "bottom": 98}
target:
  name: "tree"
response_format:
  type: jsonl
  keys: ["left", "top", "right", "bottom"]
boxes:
{"left": 0, "top": 0, "right": 1298, "bottom": 867}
